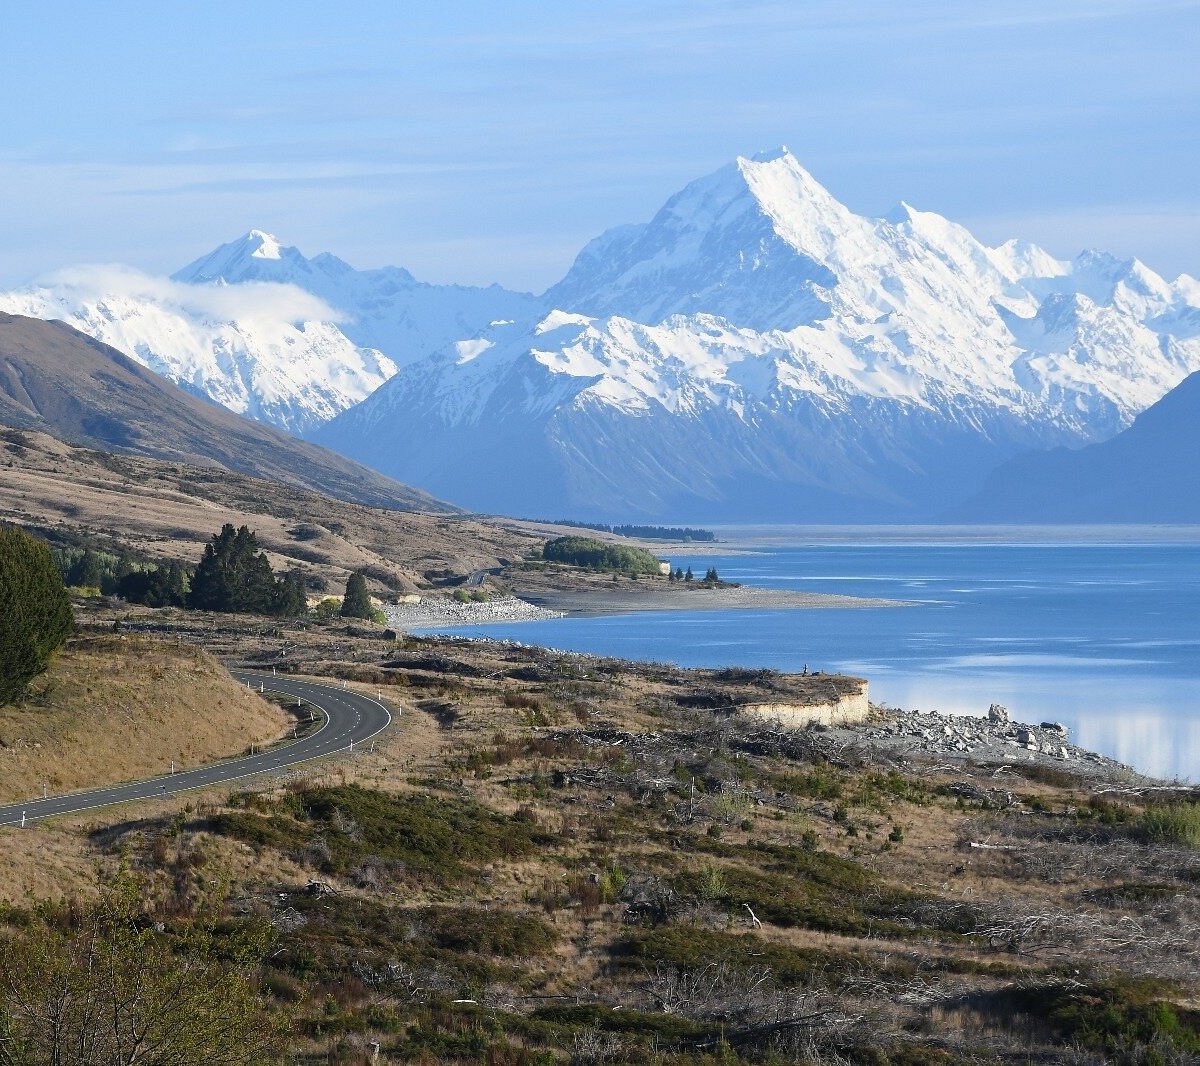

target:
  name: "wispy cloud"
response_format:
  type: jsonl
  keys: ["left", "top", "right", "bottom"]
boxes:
{"left": 32, "top": 264, "right": 342, "bottom": 325}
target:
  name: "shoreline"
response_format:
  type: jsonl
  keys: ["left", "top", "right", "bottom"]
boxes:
{"left": 524, "top": 585, "right": 908, "bottom": 616}
{"left": 384, "top": 585, "right": 907, "bottom": 629}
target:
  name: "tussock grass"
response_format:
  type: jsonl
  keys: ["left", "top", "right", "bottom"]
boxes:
{"left": 1139, "top": 802, "right": 1200, "bottom": 848}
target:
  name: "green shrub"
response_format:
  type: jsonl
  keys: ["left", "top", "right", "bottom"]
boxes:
{"left": 213, "top": 784, "right": 552, "bottom": 884}
{"left": 1138, "top": 803, "right": 1200, "bottom": 848}
{"left": 0, "top": 525, "right": 73, "bottom": 704}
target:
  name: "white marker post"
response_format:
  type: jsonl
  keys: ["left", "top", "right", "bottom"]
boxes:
{"left": 42, "top": 783, "right": 47, "bottom": 799}
{"left": 20, "top": 811, "right": 26, "bottom": 828}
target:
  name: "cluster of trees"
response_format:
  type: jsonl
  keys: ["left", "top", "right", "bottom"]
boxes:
{"left": 668, "top": 566, "right": 723, "bottom": 584}
{"left": 55, "top": 548, "right": 190, "bottom": 607}
{"left": 55, "top": 546, "right": 133, "bottom": 594}
{"left": 188, "top": 525, "right": 307, "bottom": 617}
{"left": 53, "top": 525, "right": 385, "bottom": 623}
{"left": 0, "top": 526, "right": 73, "bottom": 705}
{"left": 542, "top": 536, "right": 663, "bottom": 575}
{"left": 548, "top": 519, "right": 716, "bottom": 542}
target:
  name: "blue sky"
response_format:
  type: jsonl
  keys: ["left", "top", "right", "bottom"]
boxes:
{"left": 1, "top": 1, "right": 1197, "bottom": 289}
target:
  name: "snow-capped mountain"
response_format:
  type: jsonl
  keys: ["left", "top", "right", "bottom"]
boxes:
{"left": 0, "top": 266, "right": 396, "bottom": 436}
{"left": 172, "top": 230, "right": 537, "bottom": 364}
{"left": 313, "top": 148, "right": 1200, "bottom": 520}
{"left": 0, "top": 231, "right": 535, "bottom": 436}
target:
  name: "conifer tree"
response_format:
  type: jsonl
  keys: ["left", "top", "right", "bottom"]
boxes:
{"left": 66, "top": 549, "right": 104, "bottom": 589}
{"left": 0, "top": 526, "right": 73, "bottom": 705}
{"left": 340, "top": 571, "right": 373, "bottom": 619}
{"left": 275, "top": 570, "right": 308, "bottom": 617}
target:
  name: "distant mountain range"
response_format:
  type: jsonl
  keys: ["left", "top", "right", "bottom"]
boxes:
{"left": 952, "top": 370, "right": 1200, "bottom": 523}
{"left": 313, "top": 149, "right": 1200, "bottom": 520}
{"left": 0, "top": 313, "right": 452, "bottom": 512}
{"left": 2, "top": 148, "right": 1198, "bottom": 521}
{"left": 0, "top": 235, "right": 533, "bottom": 435}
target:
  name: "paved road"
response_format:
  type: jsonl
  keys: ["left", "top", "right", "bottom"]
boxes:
{"left": 0, "top": 671, "right": 393, "bottom": 828}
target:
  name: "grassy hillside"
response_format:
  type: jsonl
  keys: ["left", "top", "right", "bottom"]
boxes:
{"left": 0, "top": 609, "right": 1195, "bottom": 1063}
{"left": 0, "top": 312, "right": 450, "bottom": 512}
{"left": 0, "top": 427, "right": 545, "bottom": 596}
{"left": 0, "top": 633, "right": 289, "bottom": 803}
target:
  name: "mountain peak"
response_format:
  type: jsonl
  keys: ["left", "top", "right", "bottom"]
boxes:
{"left": 748, "top": 145, "right": 793, "bottom": 164}
{"left": 171, "top": 230, "right": 305, "bottom": 284}
{"left": 243, "top": 229, "right": 283, "bottom": 260}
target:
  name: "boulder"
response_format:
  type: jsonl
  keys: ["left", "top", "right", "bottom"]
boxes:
{"left": 988, "top": 703, "right": 1009, "bottom": 724}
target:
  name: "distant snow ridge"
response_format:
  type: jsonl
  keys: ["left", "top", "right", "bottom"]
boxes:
{"left": 314, "top": 148, "right": 1200, "bottom": 520}
{"left": 0, "top": 265, "right": 397, "bottom": 435}
{"left": 0, "top": 230, "right": 536, "bottom": 436}
{"left": 171, "top": 230, "right": 538, "bottom": 367}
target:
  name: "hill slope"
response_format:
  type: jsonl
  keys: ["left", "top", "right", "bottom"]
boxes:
{"left": 952, "top": 371, "right": 1200, "bottom": 522}
{"left": 0, "top": 426, "right": 541, "bottom": 596}
{"left": 0, "top": 313, "right": 451, "bottom": 512}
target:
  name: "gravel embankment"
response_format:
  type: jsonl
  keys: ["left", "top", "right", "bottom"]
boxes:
{"left": 383, "top": 596, "right": 565, "bottom": 631}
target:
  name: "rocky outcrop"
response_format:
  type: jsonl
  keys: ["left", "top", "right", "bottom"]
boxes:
{"left": 740, "top": 683, "right": 870, "bottom": 728}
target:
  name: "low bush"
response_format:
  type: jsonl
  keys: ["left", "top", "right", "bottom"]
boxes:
{"left": 212, "top": 784, "right": 552, "bottom": 883}
{"left": 1138, "top": 802, "right": 1200, "bottom": 848}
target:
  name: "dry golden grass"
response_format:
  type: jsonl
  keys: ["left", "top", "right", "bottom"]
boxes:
{"left": 0, "top": 428, "right": 544, "bottom": 596}
{"left": 0, "top": 634, "right": 290, "bottom": 803}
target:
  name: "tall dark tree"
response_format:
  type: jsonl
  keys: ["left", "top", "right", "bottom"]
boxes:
{"left": 275, "top": 570, "right": 308, "bottom": 617}
{"left": 0, "top": 526, "right": 73, "bottom": 705}
{"left": 187, "top": 526, "right": 305, "bottom": 617}
{"left": 66, "top": 549, "right": 104, "bottom": 589}
{"left": 340, "top": 571, "right": 373, "bottom": 619}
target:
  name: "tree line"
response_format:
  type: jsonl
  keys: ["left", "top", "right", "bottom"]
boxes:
{"left": 547, "top": 519, "right": 716, "bottom": 542}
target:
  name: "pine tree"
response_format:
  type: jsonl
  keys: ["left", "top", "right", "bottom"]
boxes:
{"left": 275, "top": 570, "right": 307, "bottom": 617}
{"left": 67, "top": 549, "right": 104, "bottom": 589}
{"left": 685, "top": 567, "right": 694, "bottom": 582}
{"left": 188, "top": 525, "right": 280, "bottom": 614}
{"left": 340, "top": 571, "right": 373, "bottom": 619}
{"left": 0, "top": 525, "right": 73, "bottom": 705}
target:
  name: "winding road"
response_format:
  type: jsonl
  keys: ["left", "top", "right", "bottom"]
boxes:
{"left": 0, "top": 671, "right": 393, "bottom": 828}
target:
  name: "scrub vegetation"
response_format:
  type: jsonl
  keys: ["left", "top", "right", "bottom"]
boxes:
{"left": 0, "top": 607, "right": 1196, "bottom": 1064}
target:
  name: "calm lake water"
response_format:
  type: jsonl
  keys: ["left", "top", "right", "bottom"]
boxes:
{"left": 432, "top": 528, "right": 1200, "bottom": 781}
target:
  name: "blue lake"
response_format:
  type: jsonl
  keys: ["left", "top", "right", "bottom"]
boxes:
{"left": 431, "top": 529, "right": 1200, "bottom": 781}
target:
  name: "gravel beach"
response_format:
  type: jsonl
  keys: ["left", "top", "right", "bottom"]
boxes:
{"left": 522, "top": 585, "right": 907, "bottom": 616}
{"left": 383, "top": 595, "right": 565, "bottom": 630}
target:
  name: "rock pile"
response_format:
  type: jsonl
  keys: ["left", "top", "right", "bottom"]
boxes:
{"left": 826, "top": 704, "right": 1136, "bottom": 779}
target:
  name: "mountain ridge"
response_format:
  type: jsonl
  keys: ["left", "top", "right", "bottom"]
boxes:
{"left": 312, "top": 149, "right": 1200, "bottom": 521}
{"left": 0, "top": 312, "right": 453, "bottom": 513}
{"left": 950, "top": 370, "right": 1200, "bottom": 523}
